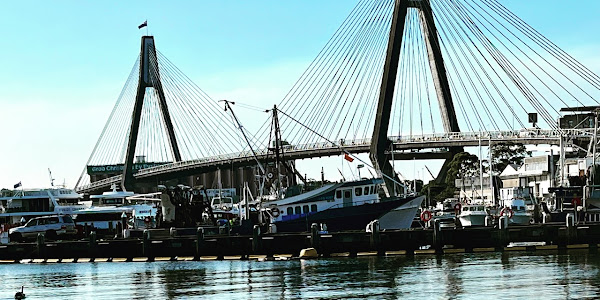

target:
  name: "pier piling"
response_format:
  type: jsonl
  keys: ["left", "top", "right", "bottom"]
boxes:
{"left": 89, "top": 231, "right": 97, "bottom": 259}
{"left": 311, "top": 223, "right": 321, "bottom": 251}
{"left": 36, "top": 233, "right": 46, "bottom": 259}
{"left": 143, "top": 230, "right": 154, "bottom": 262}
{"left": 195, "top": 227, "right": 204, "bottom": 260}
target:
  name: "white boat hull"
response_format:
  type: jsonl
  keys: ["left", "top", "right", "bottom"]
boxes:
{"left": 509, "top": 213, "right": 532, "bottom": 225}
{"left": 459, "top": 214, "right": 487, "bottom": 227}
{"left": 378, "top": 196, "right": 425, "bottom": 230}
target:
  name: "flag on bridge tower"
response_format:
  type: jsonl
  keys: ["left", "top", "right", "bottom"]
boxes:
{"left": 138, "top": 20, "right": 147, "bottom": 29}
{"left": 13, "top": 181, "right": 21, "bottom": 189}
{"left": 344, "top": 153, "right": 354, "bottom": 162}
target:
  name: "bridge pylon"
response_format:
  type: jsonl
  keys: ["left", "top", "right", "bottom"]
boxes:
{"left": 121, "top": 36, "right": 181, "bottom": 191}
{"left": 370, "top": 0, "right": 462, "bottom": 196}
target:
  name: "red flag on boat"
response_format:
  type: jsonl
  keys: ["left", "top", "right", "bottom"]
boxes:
{"left": 344, "top": 153, "right": 354, "bottom": 162}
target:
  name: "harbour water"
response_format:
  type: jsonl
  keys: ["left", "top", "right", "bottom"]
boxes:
{"left": 1, "top": 251, "right": 599, "bottom": 299}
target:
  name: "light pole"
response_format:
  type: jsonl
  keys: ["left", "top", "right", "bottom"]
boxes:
{"left": 357, "top": 164, "right": 364, "bottom": 180}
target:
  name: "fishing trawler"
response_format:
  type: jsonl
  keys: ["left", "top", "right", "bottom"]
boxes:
{"left": 222, "top": 101, "right": 424, "bottom": 233}
{"left": 260, "top": 178, "right": 424, "bottom": 232}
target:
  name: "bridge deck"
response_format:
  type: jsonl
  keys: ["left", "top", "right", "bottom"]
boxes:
{"left": 76, "top": 129, "right": 591, "bottom": 193}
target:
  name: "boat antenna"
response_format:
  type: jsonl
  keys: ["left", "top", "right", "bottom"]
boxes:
{"left": 48, "top": 168, "right": 55, "bottom": 187}
{"left": 337, "top": 168, "right": 346, "bottom": 182}
{"left": 220, "top": 100, "right": 266, "bottom": 175}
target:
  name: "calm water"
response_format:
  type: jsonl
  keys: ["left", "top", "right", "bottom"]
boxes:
{"left": 1, "top": 251, "right": 600, "bottom": 299}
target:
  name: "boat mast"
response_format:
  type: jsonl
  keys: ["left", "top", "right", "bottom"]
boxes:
{"left": 269, "top": 106, "right": 307, "bottom": 188}
{"left": 272, "top": 105, "right": 282, "bottom": 200}
{"left": 220, "top": 100, "right": 266, "bottom": 197}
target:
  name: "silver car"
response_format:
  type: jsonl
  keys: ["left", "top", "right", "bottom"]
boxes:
{"left": 9, "top": 215, "right": 76, "bottom": 241}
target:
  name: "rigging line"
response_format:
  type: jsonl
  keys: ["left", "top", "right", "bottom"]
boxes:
{"left": 146, "top": 57, "right": 168, "bottom": 161}
{"left": 414, "top": 7, "right": 436, "bottom": 134}
{"left": 326, "top": 0, "right": 393, "bottom": 142}
{"left": 165, "top": 74, "right": 247, "bottom": 154}
{"left": 476, "top": 0, "right": 596, "bottom": 105}
{"left": 147, "top": 55, "right": 187, "bottom": 160}
{"left": 486, "top": 0, "right": 600, "bottom": 91}
{"left": 95, "top": 75, "right": 135, "bottom": 164}
{"left": 437, "top": 0, "right": 522, "bottom": 129}
{"left": 292, "top": 4, "right": 384, "bottom": 146}
{"left": 435, "top": 30, "right": 487, "bottom": 131}
{"left": 346, "top": 4, "right": 393, "bottom": 140}
{"left": 312, "top": 18, "right": 376, "bottom": 142}
{"left": 419, "top": 0, "right": 489, "bottom": 131}
{"left": 155, "top": 52, "right": 244, "bottom": 145}
{"left": 436, "top": 0, "right": 503, "bottom": 130}
{"left": 273, "top": 2, "right": 373, "bottom": 143}
{"left": 277, "top": 0, "right": 374, "bottom": 110}
{"left": 349, "top": 16, "right": 391, "bottom": 141}
{"left": 156, "top": 54, "right": 243, "bottom": 154}
{"left": 96, "top": 58, "right": 141, "bottom": 165}
{"left": 282, "top": 0, "right": 383, "bottom": 126}
{"left": 154, "top": 63, "right": 212, "bottom": 158}
{"left": 396, "top": 11, "right": 413, "bottom": 137}
{"left": 110, "top": 77, "right": 140, "bottom": 164}
{"left": 445, "top": 1, "right": 556, "bottom": 128}
{"left": 94, "top": 59, "right": 140, "bottom": 164}
{"left": 276, "top": 107, "right": 404, "bottom": 186}
{"left": 448, "top": 73, "right": 474, "bottom": 132}
{"left": 280, "top": 1, "right": 384, "bottom": 144}
{"left": 452, "top": 0, "right": 562, "bottom": 120}
{"left": 235, "top": 102, "right": 269, "bottom": 112}
{"left": 440, "top": 1, "right": 527, "bottom": 129}
{"left": 113, "top": 73, "right": 141, "bottom": 165}
{"left": 463, "top": 0, "right": 586, "bottom": 109}
{"left": 414, "top": 13, "right": 425, "bottom": 136}
{"left": 76, "top": 57, "right": 140, "bottom": 186}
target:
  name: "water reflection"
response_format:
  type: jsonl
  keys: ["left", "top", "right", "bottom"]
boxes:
{"left": 1, "top": 252, "right": 600, "bottom": 299}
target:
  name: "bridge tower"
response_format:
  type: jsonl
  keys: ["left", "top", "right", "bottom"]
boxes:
{"left": 371, "top": 0, "right": 461, "bottom": 196}
{"left": 121, "top": 36, "right": 182, "bottom": 191}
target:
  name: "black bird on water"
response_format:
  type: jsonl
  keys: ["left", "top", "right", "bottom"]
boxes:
{"left": 14, "top": 286, "right": 26, "bottom": 299}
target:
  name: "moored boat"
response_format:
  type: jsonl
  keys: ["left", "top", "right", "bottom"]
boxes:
{"left": 261, "top": 178, "right": 424, "bottom": 232}
{"left": 458, "top": 203, "right": 489, "bottom": 227}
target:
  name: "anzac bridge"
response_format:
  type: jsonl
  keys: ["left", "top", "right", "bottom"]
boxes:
{"left": 75, "top": 0, "right": 600, "bottom": 194}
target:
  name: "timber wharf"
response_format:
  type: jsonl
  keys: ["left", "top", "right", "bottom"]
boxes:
{"left": 2, "top": 219, "right": 600, "bottom": 262}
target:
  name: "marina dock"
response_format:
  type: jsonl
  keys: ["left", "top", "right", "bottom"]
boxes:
{"left": 2, "top": 221, "right": 600, "bottom": 262}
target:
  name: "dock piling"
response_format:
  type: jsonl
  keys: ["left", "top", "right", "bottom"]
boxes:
{"left": 252, "top": 225, "right": 262, "bottom": 253}
{"left": 369, "top": 220, "right": 382, "bottom": 254}
{"left": 36, "top": 233, "right": 46, "bottom": 259}
{"left": 89, "top": 231, "right": 97, "bottom": 259}
{"left": 566, "top": 213, "right": 576, "bottom": 244}
{"left": 143, "top": 229, "right": 154, "bottom": 262}
{"left": 432, "top": 219, "right": 443, "bottom": 252}
{"left": 311, "top": 223, "right": 321, "bottom": 251}
{"left": 195, "top": 227, "right": 204, "bottom": 260}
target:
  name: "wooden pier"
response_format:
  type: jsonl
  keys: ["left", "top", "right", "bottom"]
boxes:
{"left": 2, "top": 221, "right": 600, "bottom": 262}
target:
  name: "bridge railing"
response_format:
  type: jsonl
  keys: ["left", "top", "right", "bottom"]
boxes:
{"left": 77, "top": 128, "right": 592, "bottom": 192}
{"left": 134, "top": 138, "right": 372, "bottom": 177}
{"left": 388, "top": 128, "right": 592, "bottom": 144}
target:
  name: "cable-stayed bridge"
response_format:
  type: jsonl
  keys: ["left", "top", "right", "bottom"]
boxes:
{"left": 75, "top": 0, "right": 600, "bottom": 194}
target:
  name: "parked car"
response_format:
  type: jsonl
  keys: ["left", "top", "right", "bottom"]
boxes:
{"left": 9, "top": 215, "right": 76, "bottom": 241}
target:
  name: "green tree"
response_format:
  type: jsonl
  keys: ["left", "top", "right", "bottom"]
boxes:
{"left": 491, "top": 142, "right": 531, "bottom": 174}
{"left": 422, "top": 152, "right": 482, "bottom": 204}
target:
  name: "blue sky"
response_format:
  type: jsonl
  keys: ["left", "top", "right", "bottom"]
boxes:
{"left": 1, "top": 1, "right": 599, "bottom": 189}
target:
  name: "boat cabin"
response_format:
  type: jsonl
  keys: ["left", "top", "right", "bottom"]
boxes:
{"left": 268, "top": 178, "right": 382, "bottom": 222}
